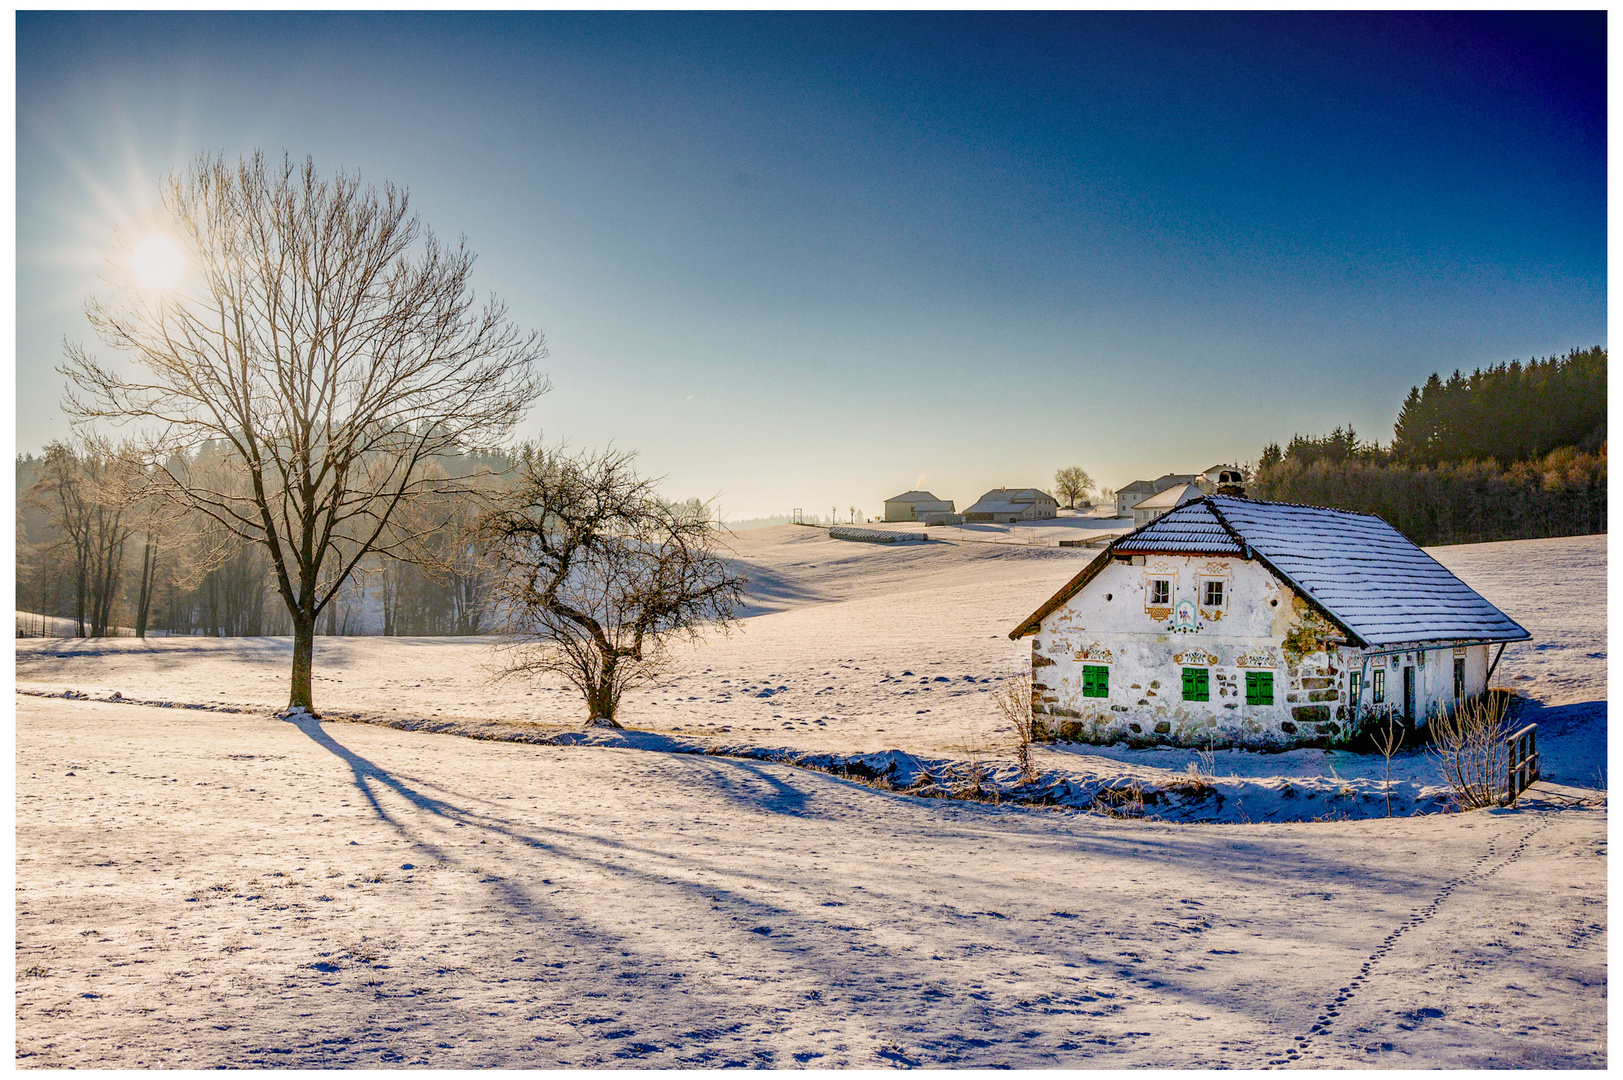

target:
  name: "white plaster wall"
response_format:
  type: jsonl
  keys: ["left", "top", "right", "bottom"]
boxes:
{"left": 1031, "top": 554, "right": 1347, "bottom": 748}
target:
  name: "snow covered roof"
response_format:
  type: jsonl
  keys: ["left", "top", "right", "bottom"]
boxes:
{"left": 1012, "top": 494, "right": 1530, "bottom": 648}
{"left": 885, "top": 491, "right": 945, "bottom": 503}
{"left": 1131, "top": 483, "right": 1201, "bottom": 511}
{"left": 965, "top": 488, "right": 1056, "bottom": 514}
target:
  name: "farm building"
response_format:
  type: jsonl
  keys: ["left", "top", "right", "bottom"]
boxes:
{"left": 963, "top": 488, "right": 1060, "bottom": 523}
{"left": 1114, "top": 472, "right": 1202, "bottom": 517}
{"left": 884, "top": 490, "right": 954, "bottom": 522}
{"left": 1010, "top": 493, "right": 1529, "bottom": 749}
{"left": 1129, "top": 482, "right": 1203, "bottom": 525}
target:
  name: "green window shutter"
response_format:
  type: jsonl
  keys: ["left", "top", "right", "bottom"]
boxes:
{"left": 1246, "top": 671, "right": 1274, "bottom": 706}
{"left": 1182, "top": 667, "right": 1208, "bottom": 701}
{"left": 1083, "top": 665, "right": 1109, "bottom": 699}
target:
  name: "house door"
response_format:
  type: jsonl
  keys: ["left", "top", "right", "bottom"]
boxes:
{"left": 1403, "top": 666, "right": 1416, "bottom": 725}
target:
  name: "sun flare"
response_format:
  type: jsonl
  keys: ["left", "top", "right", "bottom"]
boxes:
{"left": 128, "top": 233, "right": 187, "bottom": 291}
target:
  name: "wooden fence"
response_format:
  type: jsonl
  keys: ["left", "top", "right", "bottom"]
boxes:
{"left": 1504, "top": 723, "right": 1539, "bottom": 806}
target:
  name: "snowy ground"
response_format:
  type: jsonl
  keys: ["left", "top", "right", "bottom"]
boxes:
{"left": 14, "top": 530, "right": 1607, "bottom": 1065}
{"left": 15, "top": 696, "right": 1605, "bottom": 1068}
{"left": 17, "top": 530, "right": 1606, "bottom": 811}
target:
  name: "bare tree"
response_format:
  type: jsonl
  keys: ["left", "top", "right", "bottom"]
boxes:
{"left": 27, "top": 438, "right": 145, "bottom": 637}
{"left": 994, "top": 667, "right": 1039, "bottom": 781}
{"left": 1370, "top": 709, "right": 1406, "bottom": 818}
{"left": 62, "top": 152, "right": 548, "bottom": 711}
{"left": 1053, "top": 466, "right": 1093, "bottom": 509}
{"left": 479, "top": 446, "right": 747, "bottom": 727}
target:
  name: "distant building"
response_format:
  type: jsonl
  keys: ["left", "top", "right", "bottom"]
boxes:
{"left": 1114, "top": 473, "right": 1201, "bottom": 518}
{"left": 963, "top": 487, "right": 1060, "bottom": 524}
{"left": 884, "top": 490, "right": 954, "bottom": 522}
{"left": 1203, "top": 464, "right": 1246, "bottom": 493}
{"left": 1130, "top": 483, "right": 1202, "bottom": 526}
{"left": 1010, "top": 494, "right": 1529, "bottom": 749}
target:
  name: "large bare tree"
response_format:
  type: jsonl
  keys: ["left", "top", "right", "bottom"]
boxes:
{"left": 62, "top": 152, "right": 548, "bottom": 711}
{"left": 478, "top": 446, "right": 746, "bottom": 726}
{"left": 1053, "top": 466, "right": 1093, "bottom": 509}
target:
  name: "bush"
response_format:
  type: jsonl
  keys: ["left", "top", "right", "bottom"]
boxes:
{"left": 1429, "top": 690, "right": 1515, "bottom": 809}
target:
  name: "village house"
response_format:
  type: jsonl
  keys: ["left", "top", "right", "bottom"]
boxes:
{"left": 1129, "top": 482, "right": 1202, "bottom": 526}
{"left": 1010, "top": 493, "right": 1529, "bottom": 749}
{"left": 883, "top": 490, "right": 954, "bottom": 522}
{"left": 963, "top": 487, "right": 1060, "bottom": 523}
{"left": 1113, "top": 472, "right": 1202, "bottom": 517}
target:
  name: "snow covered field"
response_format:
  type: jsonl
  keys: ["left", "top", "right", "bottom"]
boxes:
{"left": 14, "top": 529, "right": 1607, "bottom": 1066}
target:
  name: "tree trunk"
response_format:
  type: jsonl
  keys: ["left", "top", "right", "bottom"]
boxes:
{"left": 584, "top": 666, "right": 622, "bottom": 728}
{"left": 134, "top": 540, "right": 155, "bottom": 639}
{"left": 74, "top": 561, "right": 87, "bottom": 638}
{"left": 290, "top": 608, "right": 317, "bottom": 712}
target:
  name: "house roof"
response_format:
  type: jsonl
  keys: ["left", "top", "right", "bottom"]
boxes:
{"left": 966, "top": 488, "right": 1055, "bottom": 513}
{"left": 1203, "top": 463, "right": 1240, "bottom": 474}
{"left": 885, "top": 490, "right": 945, "bottom": 503}
{"left": 1117, "top": 479, "right": 1158, "bottom": 494}
{"left": 1011, "top": 494, "right": 1530, "bottom": 648}
{"left": 1130, "top": 483, "right": 1201, "bottom": 511}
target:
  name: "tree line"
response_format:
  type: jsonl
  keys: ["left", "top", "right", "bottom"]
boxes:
{"left": 17, "top": 441, "right": 520, "bottom": 640}
{"left": 1254, "top": 347, "right": 1606, "bottom": 546}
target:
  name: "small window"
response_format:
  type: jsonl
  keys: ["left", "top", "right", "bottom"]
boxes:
{"left": 1148, "top": 579, "right": 1170, "bottom": 606}
{"left": 1082, "top": 665, "right": 1110, "bottom": 699}
{"left": 1182, "top": 667, "right": 1209, "bottom": 702}
{"left": 1245, "top": 671, "right": 1274, "bottom": 706}
{"left": 1453, "top": 657, "right": 1466, "bottom": 699}
{"left": 1202, "top": 580, "right": 1225, "bottom": 607}
{"left": 1349, "top": 671, "right": 1361, "bottom": 702}
{"left": 1372, "top": 667, "right": 1386, "bottom": 704}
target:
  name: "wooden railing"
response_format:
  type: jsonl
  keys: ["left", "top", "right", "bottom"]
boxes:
{"left": 1505, "top": 724, "right": 1539, "bottom": 807}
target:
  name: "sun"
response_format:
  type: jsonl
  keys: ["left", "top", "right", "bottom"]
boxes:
{"left": 128, "top": 233, "right": 188, "bottom": 291}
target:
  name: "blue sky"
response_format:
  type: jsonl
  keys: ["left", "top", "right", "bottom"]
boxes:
{"left": 16, "top": 12, "right": 1606, "bottom": 519}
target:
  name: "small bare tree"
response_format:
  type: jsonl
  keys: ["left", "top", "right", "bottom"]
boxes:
{"left": 1053, "top": 466, "right": 1093, "bottom": 509}
{"left": 479, "top": 446, "right": 747, "bottom": 727}
{"left": 62, "top": 152, "right": 547, "bottom": 711}
{"left": 1370, "top": 709, "right": 1406, "bottom": 818}
{"left": 994, "top": 668, "right": 1039, "bottom": 781}
{"left": 1430, "top": 692, "right": 1512, "bottom": 810}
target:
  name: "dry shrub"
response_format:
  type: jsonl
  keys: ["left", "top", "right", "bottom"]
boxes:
{"left": 1430, "top": 690, "right": 1514, "bottom": 809}
{"left": 995, "top": 668, "right": 1038, "bottom": 781}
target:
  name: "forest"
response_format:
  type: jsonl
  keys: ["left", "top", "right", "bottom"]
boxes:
{"left": 1254, "top": 347, "right": 1606, "bottom": 546}
{"left": 16, "top": 441, "right": 516, "bottom": 640}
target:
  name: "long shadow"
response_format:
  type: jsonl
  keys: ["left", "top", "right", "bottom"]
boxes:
{"left": 279, "top": 714, "right": 1561, "bottom": 1066}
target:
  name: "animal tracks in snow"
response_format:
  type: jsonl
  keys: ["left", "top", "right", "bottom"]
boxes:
{"left": 1268, "top": 815, "right": 1554, "bottom": 1067}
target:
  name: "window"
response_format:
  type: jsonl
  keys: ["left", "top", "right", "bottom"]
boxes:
{"left": 1082, "top": 665, "right": 1110, "bottom": 699}
{"left": 1349, "top": 671, "right": 1361, "bottom": 702}
{"left": 1245, "top": 671, "right": 1274, "bottom": 706}
{"left": 1202, "top": 580, "right": 1225, "bottom": 607}
{"left": 1182, "top": 667, "right": 1209, "bottom": 702}
{"left": 1453, "top": 657, "right": 1466, "bottom": 699}
{"left": 1372, "top": 667, "right": 1386, "bottom": 704}
{"left": 1148, "top": 579, "right": 1170, "bottom": 606}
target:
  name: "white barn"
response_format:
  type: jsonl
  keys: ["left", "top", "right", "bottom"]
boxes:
{"left": 1010, "top": 494, "right": 1529, "bottom": 749}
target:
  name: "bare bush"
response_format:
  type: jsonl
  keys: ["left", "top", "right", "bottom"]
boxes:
{"left": 1429, "top": 691, "right": 1514, "bottom": 810}
{"left": 994, "top": 669, "right": 1038, "bottom": 781}
{"left": 479, "top": 445, "right": 747, "bottom": 727}
{"left": 1371, "top": 710, "right": 1407, "bottom": 817}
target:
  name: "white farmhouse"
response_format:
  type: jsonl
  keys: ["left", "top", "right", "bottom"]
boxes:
{"left": 1010, "top": 494, "right": 1529, "bottom": 748}
{"left": 1129, "top": 482, "right": 1202, "bottom": 525}
{"left": 884, "top": 490, "right": 954, "bottom": 522}
{"left": 963, "top": 487, "right": 1059, "bottom": 523}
